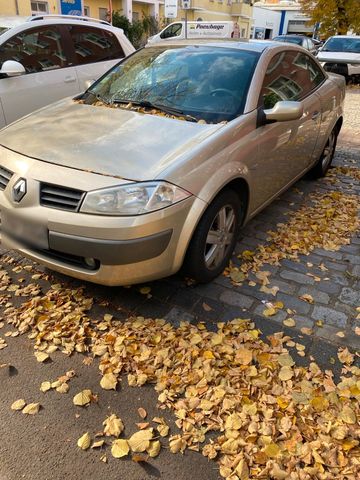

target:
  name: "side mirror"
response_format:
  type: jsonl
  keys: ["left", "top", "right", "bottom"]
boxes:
{"left": 264, "top": 101, "right": 303, "bottom": 123}
{"left": 0, "top": 60, "right": 26, "bottom": 77}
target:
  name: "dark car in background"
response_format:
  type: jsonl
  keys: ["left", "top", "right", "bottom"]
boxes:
{"left": 273, "top": 35, "right": 318, "bottom": 55}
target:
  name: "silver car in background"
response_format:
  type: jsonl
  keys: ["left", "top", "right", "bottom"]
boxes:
{"left": 0, "top": 40, "right": 345, "bottom": 286}
{"left": 317, "top": 35, "right": 360, "bottom": 80}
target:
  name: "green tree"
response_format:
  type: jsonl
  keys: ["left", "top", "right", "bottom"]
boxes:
{"left": 112, "top": 11, "right": 160, "bottom": 49}
{"left": 300, "top": 0, "right": 360, "bottom": 37}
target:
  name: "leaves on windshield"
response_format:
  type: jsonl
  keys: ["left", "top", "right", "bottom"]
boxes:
{"left": 75, "top": 97, "right": 210, "bottom": 124}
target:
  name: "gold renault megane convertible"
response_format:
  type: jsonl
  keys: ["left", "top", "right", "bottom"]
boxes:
{"left": 0, "top": 39, "right": 345, "bottom": 286}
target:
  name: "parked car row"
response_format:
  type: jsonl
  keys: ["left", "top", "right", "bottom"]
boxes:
{"left": 0, "top": 29, "right": 345, "bottom": 286}
{"left": 272, "top": 33, "right": 360, "bottom": 81}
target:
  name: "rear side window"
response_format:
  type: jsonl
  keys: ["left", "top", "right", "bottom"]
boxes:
{"left": 160, "top": 24, "right": 182, "bottom": 39}
{"left": 67, "top": 25, "right": 125, "bottom": 65}
{"left": 259, "top": 51, "right": 325, "bottom": 108}
{"left": 0, "top": 25, "right": 68, "bottom": 73}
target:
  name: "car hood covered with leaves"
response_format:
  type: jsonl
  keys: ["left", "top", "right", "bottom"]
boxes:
{"left": 0, "top": 98, "right": 222, "bottom": 181}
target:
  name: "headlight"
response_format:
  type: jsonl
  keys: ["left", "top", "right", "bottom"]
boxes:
{"left": 80, "top": 181, "right": 191, "bottom": 216}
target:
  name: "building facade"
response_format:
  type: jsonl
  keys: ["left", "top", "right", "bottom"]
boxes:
{"left": 254, "top": 1, "right": 313, "bottom": 36}
{"left": 0, "top": 1, "right": 253, "bottom": 37}
{"left": 0, "top": 1, "right": 161, "bottom": 21}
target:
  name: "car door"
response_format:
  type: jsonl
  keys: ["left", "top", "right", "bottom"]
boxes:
{"left": 65, "top": 25, "right": 126, "bottom": 92}
{"left": 0, "top": 25, "right": 80, "bottom": 125}
{"left": 252, "top": 50, "right": 322, "bottom": 212}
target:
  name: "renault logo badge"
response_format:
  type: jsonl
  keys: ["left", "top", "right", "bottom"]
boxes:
{"left": 12, "top": 178, "right": 27, "bottom": 203}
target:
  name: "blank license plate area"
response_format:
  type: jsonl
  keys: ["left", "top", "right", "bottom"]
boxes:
{"left": 1, "top": 211, "right": 49, "bottom": 250}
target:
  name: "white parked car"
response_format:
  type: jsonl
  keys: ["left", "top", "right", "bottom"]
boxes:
{"left": 317, "top": 35, "right": 360, "bottom": 80}
{"left": 0, "top": 14, "right": 134, "bottom": 128}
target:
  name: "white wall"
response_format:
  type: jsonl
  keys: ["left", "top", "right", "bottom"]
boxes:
{"left": 251, "top": 6, "right": 281, "bottom": 39}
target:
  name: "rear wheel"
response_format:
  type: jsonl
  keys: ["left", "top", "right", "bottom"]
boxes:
{"left": 183, "top": 190, "right": 243, "bottom": 283}
{"left": 310, "top": 127, "right": 338, "bottom": 179}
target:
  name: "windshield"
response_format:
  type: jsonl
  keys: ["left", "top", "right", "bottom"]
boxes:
{"left": 84, "top": 45, "right": 260, "bottom": 123}
{"left": 274, "top": 37, "right": 303, "bottom": 45}
{"left": 322, "top": 37, "right": 360, "bottom": 53}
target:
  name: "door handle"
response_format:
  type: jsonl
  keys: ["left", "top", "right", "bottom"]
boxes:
{"left": 311, "top": 111, "right": 321, "bottom": 121}
{"left": 64, "top": 76, "right": 76, "bottom": 83}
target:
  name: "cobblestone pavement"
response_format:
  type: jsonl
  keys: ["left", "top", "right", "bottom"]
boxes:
{"left": 1, "top": 89, "right": 359, "bottom": 354}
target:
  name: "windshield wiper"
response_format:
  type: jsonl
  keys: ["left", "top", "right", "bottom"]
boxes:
{"left": 86, "top": 90, "right": 110, "bottom": 105}
{"left": 112, "top": 99, "right": 198, "bottom": 122}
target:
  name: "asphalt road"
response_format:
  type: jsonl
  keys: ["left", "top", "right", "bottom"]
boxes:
{"left": 0, "top": 261, "right": 348, "bottom": 480}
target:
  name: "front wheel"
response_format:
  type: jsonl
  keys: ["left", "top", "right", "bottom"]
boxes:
{"left": 183, "top": 190, "right": 243, "bottom": 283}
{"left": 310, "top": 127, "right": 338, "bottom": 178}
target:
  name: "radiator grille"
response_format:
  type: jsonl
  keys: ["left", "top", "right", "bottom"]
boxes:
{"left": 40, "top": 183, "right": 84, "bottom": 212}
{"left": 0, "top": 166, "right": 13, "bottom": 191}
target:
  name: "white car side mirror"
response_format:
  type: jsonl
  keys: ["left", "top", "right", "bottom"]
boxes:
{"left": 0, "top": 60, "right": 26, "bottom": 77}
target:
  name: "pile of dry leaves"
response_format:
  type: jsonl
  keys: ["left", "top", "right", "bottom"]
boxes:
{"left": 227, "top": 190, "right": 359, "bottom": 281}
{"left": 1, "top": 279, "right": 359, "bottom": 480}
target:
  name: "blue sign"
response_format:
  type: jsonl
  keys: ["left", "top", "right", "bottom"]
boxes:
{"left": 60, "top": 0, "right": 83, "bottom": 16}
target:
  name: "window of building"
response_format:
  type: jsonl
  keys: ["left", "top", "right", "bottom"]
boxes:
{"left": 99, "top": 8, "right": 108, "bottom": 21}
{"left": 0, "top": 25, "right": 68, "bottom": 73}
{"left": 84, "top": 6, "right": 90, "bottom": 17}
{"left": 31, "top": 1, "right": 49, "bottom": 15}
{"left": 67, "top": 25, "right": 125, "bottom": 65}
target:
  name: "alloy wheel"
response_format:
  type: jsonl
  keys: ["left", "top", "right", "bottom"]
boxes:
{"left": 321, "top": 130, "right": 336, "bottom": 171}
{"left": 204, "top": 205, "right": 236, "bottom": 269}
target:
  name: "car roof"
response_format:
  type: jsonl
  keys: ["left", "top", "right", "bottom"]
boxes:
{"left": 0, "top": 14, "right": 112, "bottom": 30}
{"left": 145, "top": 38, "right": 284, "bottom": 53}
{"left": 327, "top": 35, "right": 360, "bottom": 38}
{"left": 0, "top": 16, "right": 29, "bottom": 28}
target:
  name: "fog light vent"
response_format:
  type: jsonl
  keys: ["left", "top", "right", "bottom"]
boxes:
{"left": 84, "top": 257, "right": 97, "bottom": 269}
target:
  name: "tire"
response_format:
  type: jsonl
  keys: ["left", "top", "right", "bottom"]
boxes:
{"left": 310, "top": 127, "right": 338, "bottom": 179}
{"left": 183, "top": 189, "right": 243, "bottom": 283}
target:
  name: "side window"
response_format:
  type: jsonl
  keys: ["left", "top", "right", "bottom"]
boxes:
{"left": 293, "top": 53, "right": 325, "bottom": 90}
{"left": 160, "top": 24, "right": 182, "bottom": 39}
{"left": 259, "top": 51, "right": 325, "bottom": 109}
{"left": 0, "top": 25, "right": 68, "bottom": 74}
{"left": 67, "top": 25, "right": 125, "bottom": 65}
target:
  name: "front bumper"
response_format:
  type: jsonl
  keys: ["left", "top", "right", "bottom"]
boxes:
{"left": 0, "top": 148, "right": 206, "bottom": 286}
{"left": 321, "top": 61, "right": 360, "bottom": 76}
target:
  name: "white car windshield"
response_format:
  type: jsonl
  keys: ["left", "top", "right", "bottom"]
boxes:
{"left": 84, "top": 45, "right": 260, "bottom": 123}
{"left": 323, "top": 37, "right": 360, "bottom": 53}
